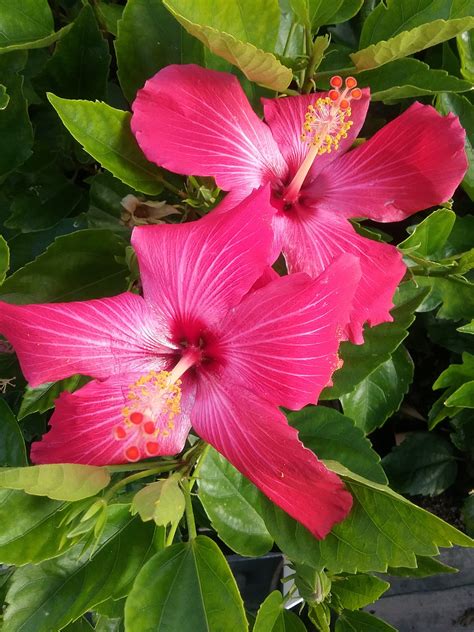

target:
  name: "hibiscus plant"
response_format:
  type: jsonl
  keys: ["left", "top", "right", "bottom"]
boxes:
{"left": 0, "top": 1, "right": 474, "bottom": 631}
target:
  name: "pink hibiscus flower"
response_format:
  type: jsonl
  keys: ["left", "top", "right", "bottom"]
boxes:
{"left": 131, "top": 65, "right": 467, "bottom": 342}
{"left": 0, "top": 188, "right": 361, "bottom": 539}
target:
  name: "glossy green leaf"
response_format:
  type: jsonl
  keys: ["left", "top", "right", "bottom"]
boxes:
{"left": 0, "top": 400, "right": 27, "bottom": 466}
{"left": 416, "top": 275, "right": 474, "bottom": 321}
{"left": 357, "top": 58, "right": 471, "bottom": 103}
{"left": 18, "top": 375, "right": 87, "bottom": 420}
{"left": 341, "top": 346, "right": 414, "bottom": 434}
{"left": 387, "top": 555, "right": 457, "bottom": 577}
{"left": 0, "top": 229, "right": 128, "bottom": 303}
{"left": 96, "top": 1, "right": 124, "bottom": 36}
{"left": 116, "top": 0, "right": 179, "bottom": 101}
{"left": 125, "top": 536, "right": 248, "bottom": 632}
{"left": 165, "top": 0, "right": 280, "bottom": 51}
{"left": 288, "top": 406, "right": 387, "bottom": 484}
{"left": 457, "top": 29, "right": 474, "bottom": 82}
{"left": 354, "top": 2, "right": 474, "bottom": 71}
{"left": 445, "top": 380, "right": 474, "bottom": 407}
{"left": 0, "top": 0, "right": 53, "bottom": 50}
{"left": 262, "top": 461, "right": 473, "bottom": 574}
{"left": 253, "top": 591, "right": 307, "bottom": 631}
{"left": 0, "top": 83, "right": 9, "bottom": 108}
{"left": 336, "top": 610, "right": 396, "bottom": 631}
{"left": 399, "top": 208, "right": 456, "bottom": 257}
{"left": 331, "top": 574, "right": 390, "bottom": 611}
{"left": 48, "top": 94, "right": 165, "bottom": 194}
{"left": 198, "top": 447, "right": 273, "bottom": 556}
{"left": 163, "top": 0, "right": 293, "bottom": 90}
{"left": 437, "top": 93, "right": 474, "bottom": 199}
{"left": 131, "top": 478, "right": 185, "bottom": 526}
{"left": 0, "top": 70, "right": 33, "bottom": 176}
{"left": 3, "top": 506, "right": 156, "bottom": 632}
{"left": 382, "top": 432, "right": 458, "bottom": 496}
{"left": 458, "top": 320, "right": 474, "bottom": 334}
{"left": 0, "top": 489, "right": 72, "bottom": 565}
{"left": 5, "top": 171, "right": 85, "bottom": 233}
{"left": 0, "top": 235, "right": 9, "bottom": 284}
{"left": 293, "top": 563, "right": 331, "bottom": 605}
{"left": 322, "top": 283, "right": 428, "bottom": 399}
{"left": 39, "top": 5, "right": 110, "bottom": 100}
{"left": 359, "top": 0, "right": 472, "bottom": 48}
{"left": 0, "top": 24, "right": 72, "bottom": 54}
{"left": 0, "top": 464, "right": 111, "bottom": 501}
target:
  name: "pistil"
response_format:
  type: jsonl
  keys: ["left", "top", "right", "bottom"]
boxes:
{"left": 284, "top": 76, "right": 362, "bottom": 204}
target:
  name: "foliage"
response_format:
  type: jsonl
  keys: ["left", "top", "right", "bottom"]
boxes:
{"left": 0, "top": 1, "right": 473, "bottom": 630}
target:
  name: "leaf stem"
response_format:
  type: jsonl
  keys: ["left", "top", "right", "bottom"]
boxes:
{"left": 104, "top": 464, "right": 176, "bottom": 500}
{"left": 183, "top": 479, "right": 197, "bottom": 540}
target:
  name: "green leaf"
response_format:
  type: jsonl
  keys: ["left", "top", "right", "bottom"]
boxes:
{"left": 116, "top": 0, "right": 179, "bottom": 102}
{"left": 462, "top": 495, "right": 474, "bottom": 537}
{"left": 0, "top": 489, "right": 72, "bottom": 565}
{"left": 39, "top": 5, "right": 110, "bottom": 101}
{"left": 0, "top": 234, "right": 9, "bottom": 284}
{"left": 458, "top": 320, "right": 474, "bottom": 334}
{"left": 359, "top": 0, "right": 471, "bottom": 48}
{"left": 0, "top": 229, "right": 128, "bottom": 303}
{"left": 96, "top": 1, "right": 124, "bottom": 36}
{"left": 387, "top": 555, "right": 457, "bottom": 577}
{"left": 18, "top": 375, "right": 87, "bottom": 420}
{"left": 163, "top": 0, "right": 293, "bottom": 90}
{"left": 416, "top": 275, "right": 474, "bottom": 321}
{"left": 87, "top": 172, "right": 133, "bottom": 233}
{"left": 336, "top": 610, "right": 396, "bottom": 631}
{"left": 399, "top": 208, "right": 456, "bottom": 258}
{"left": 322, "top": 283, "right": 428, "bottom": 399}
{"left": 0, "top": 68, "right": 33, "bottom": 176}
{"left": 48, "top": 95, "right": 165, "bottom": 195}
{"left": 0, "top": 464, "right": 111, "bottom": 501}
{"left": 0, "top": 24, "right": 72, "bottom": 54}
{"left": 437, "top": 93, "right": 474, "bottom": 199}
{"left": 0, "top": 0, "right": 53, "bottom": 50}
{"left": 445, "top": 380, "right": 474, "bottom": 407}
{"left": 382, "top": 433, "right": 458, "bottom": 496}
{"left": 457, "top": 29, "right": 474, "bottom": 82}
{"left": 331, "top": 574, "right": 390, "bottom": 611}
{"left": 354, "top": 0, "right": 474, "bottom": 72}
{"left": 357, "top": 58, "right": 472, "bottom": 103}
{"left": 0, "top": 83, "right": 9, "bottom": 108}
{"left": 261, "top": 461, "right": 473, "bottom": 574}
{"left": 340, "top": 346, "right": 414, "bottom": 434}
{"left": 0, "top": 400, "right": 27, "bottom": 466}
{"left": 288, "top": 406, "right": 387, "bottom": 484}
{"left": 3, "top": 506, "right": 156, "bottom": 632}
{"left": 124, "top": 535, "right": 248, "bottom": 632}
{"left": 165, "top": 0, "right": 281, "bottom": 51}
{"left": 198, "top": 447, "right": 273, "bottom": 556}
{"left": 253, "top": 591, "right": 307, "bottom": 631}
{"left": 5, "top": 171, "right": 85, "bottom": 233}
{"left": 131, "top": 478, "right": 185, "bottom": 526}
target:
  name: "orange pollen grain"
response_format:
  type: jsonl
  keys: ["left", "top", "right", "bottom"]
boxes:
{"left": 345, "top": 76, "right": 357, "bottom": 89}
{"left": 351, "top": 87, "right": 362, "bottom": 100}
{"left": 146, "top": 441, "right": 159, "bottom": 456}
{"left": 130, "top": 411, "right": 144, "bottom": 425}
{"left": 143, "top": 421, "right": 156, "bottom": 435}
{"left": 114, "top": 426, "right": 126, "bottom": 440}
{"left": 330, "top": 75, "right": 343, "bottom": 88}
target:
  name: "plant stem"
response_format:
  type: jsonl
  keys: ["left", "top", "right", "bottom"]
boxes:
{"left": 104, "top": 464, "right": 176, "bottom": 500}
{"left": 157, "top": 176, "right": 187, "bottom": 200}
{"left": 183, "top": 480, "right": 197, "bottom": 540}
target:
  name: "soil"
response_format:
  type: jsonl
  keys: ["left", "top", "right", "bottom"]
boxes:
{"left": 413, "top": 492, "right": 466, "bottom": 532}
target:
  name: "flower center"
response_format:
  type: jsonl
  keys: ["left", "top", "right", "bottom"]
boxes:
{"left": 284, "top": 76, "right": 362, "bottom": 204}
{"left": 113, "top": 351, "right": 198, "bottom": 462}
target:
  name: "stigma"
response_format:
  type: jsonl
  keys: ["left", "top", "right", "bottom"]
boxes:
{"left": 113, "top": 370, "right": 182, "bottom": 462}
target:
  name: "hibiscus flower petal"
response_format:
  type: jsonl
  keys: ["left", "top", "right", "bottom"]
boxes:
{"left": 274, "top": 209, "right": 406, "bottom": 343}
{"left": 30, "top": 374, "right": 195, "bottom": 465}
{"left": 131, "top": 187, "right": 275, "bottom": 336}
{"left": 131, "top": 64, "right": 286, "bottom": 191}
{"left": 306, "top": 102, "right": 467, "bottom": 221}
{"left": 262, "top": 89, "right": 370, "bottom": 179}
{"left": 0, "top": 293, "right": 171, "bottom": 387}
{"left": 215, "top": 256, "right": 360, "bottom": 409}
{"left": 193, "top": 376, "right": 352, "bottom": 539}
